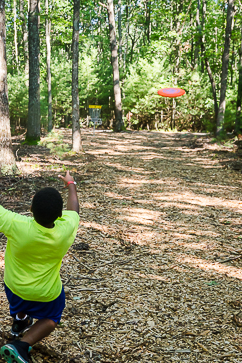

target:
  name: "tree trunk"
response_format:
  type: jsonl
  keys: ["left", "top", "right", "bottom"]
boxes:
{"left": 19, "top": 0, "right": 28, "bottom": 74}
{"left": 27, "top": 0, "right": 40, "bottom": 142}
{"left": 0, "top": 0, "right": 16, "bottom": 174}
{"left": 201, "top": 0, "right": 206, "bottom": 73}
{"left": 194, "top": 0, "right": 201, "bottom": 66}
{"left": 216, "top": 0, "right": 234, "bottom": 136}
{"left": 118, "top": 0, "right": 122, "bottom": 62}
{"left": 145, "top": 0, "right": 151, "bottom": 44}
{"left": 199, "top": 0, "right": 218, "bottom": 124}
{"left": 205, "top": 57, "right": 219, "bottom": 122}
{"left": 230, "top": 39, "right": 235, "bottom": 86}
{"left": 72, "top": 0, "right": 81, "bottom": 152}
{"left": 107, "top": 0, "right": 123, "bottom": 132}
{"left": 13, "top": 0, "right": 19, "bottom": 71}
{"left": 97, "top": 5, "right": 102, "bottom": 63}
{"left": 124, "top": 2, "right": 129, "bottom": 72}
{"left": 45, "top": 0, "right": 52, "bottom": 132}
{"left": 235, "top": 27, "right": 242, "bottom": 134}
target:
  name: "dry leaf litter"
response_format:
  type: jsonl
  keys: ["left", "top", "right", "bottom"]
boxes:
{"left": 0, "top": 129, "right": 242, "bottom": 362}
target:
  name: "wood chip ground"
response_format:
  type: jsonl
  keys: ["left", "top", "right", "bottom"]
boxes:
{"left": 0, "top": 129, "right": 242, "bottom": 362}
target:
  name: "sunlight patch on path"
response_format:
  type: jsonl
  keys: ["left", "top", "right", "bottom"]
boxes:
{"left": 154, "top": 191, "right": 242, "bottom": 211}
{"left": 177, "top": 254, "right": 242, "bottom": 280}
{"left": 116, "top": 207, "right": 161, "bottom": 225}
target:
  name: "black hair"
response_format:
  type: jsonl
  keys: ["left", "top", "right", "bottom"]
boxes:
{"left": 32, "top": 187, "right": 63, "bottom": 225}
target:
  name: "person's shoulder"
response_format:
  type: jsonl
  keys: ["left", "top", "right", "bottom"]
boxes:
{"left": 62, "top": 210, "right": 79, "bottom": 217}
{"left": 0, "top": 205, "right": 30, "bottom": 221}
{"left": 60, "top": 210, "right": 80, "bottom": 224}
{"left": 0, "top": 205, "right": 33, "bottom": 235}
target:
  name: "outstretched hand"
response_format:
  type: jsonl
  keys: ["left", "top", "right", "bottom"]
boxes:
{"left": 58, "top": 171, "right": 74, "bottom": 187}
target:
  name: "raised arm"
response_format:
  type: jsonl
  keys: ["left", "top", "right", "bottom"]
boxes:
{"left": 58, "top": 171, "right": 79, "bottom": 214}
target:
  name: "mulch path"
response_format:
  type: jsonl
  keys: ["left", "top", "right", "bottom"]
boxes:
{"left": 0, "top": 128, "right": 242, "bottom": 363}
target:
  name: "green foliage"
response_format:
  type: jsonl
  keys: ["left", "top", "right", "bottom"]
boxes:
{"left": 4, "top": 0, "right": 242, "bottom": 134}
{"left": 39, "top": 130, "right": 71, "bottom": 158}
{"left": 8, "top": 73, "right": 28, "bottom": 123}
{"left": 123, "top": 56, "right": 168, "bottom": 117}
{"left": 122, "top": 47, "right": 216, "bottom": 131}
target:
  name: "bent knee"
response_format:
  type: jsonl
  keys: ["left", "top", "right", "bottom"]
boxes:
{"left": 48, "top": 319, "right": 58, "bottom": 329}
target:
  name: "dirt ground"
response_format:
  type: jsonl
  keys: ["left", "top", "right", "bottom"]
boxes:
{"left": 0, "top": 128, "right": 242, "bottom": 363}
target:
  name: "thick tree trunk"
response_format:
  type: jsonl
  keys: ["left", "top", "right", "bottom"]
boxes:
{"left": 0, "top": 0, "right": 16, "bottom": 174}
{"left": 72, "top": 0, "right": 81, "bottom": 152}
{"left": 235, "top": 28, "right": 242, "bottom": 134}
{"left": 27, "top": 0, "right": 40, "bottom": 142}
{"left": 19, "top": 0, "right": 28, "bottom": 74}
{"left": 45, "top": 0, "right": 52, "bottom": 132}
{"left": 107, "top": 0, "right": 123, "bottom": 132}
{"left": 216, "top": 0, "right": 234, "bottom": 135}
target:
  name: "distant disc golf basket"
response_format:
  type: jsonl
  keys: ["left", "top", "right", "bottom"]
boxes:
{"left": 157, "top": 88, "right": 186, "bottom": 98}
{"left": 88, "top": 105, "right": 102, "bottom": 135}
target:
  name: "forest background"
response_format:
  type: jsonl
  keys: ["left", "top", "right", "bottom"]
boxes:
{"left": 4, "top": 0, "right": 242, "bottom": 134}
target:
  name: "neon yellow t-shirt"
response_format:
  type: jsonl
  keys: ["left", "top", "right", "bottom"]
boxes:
{"left": 0, "top": 205, "right": 79, "bottom": 302}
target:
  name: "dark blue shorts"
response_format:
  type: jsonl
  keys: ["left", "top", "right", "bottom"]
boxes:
{"left": 4, "top": 284, "right": 65, "bottom": 323}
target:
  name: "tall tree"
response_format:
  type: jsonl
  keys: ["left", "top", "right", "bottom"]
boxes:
{"left": 13, "top": 0, "right": 18, "bottom": 71}
{"left": 27, "top": 0, "right": 40, "bottom": 142}
{"left": 46, "top": 0, "right": 52, "bottom": 132}
{"left": 235, "top": 26, "right": 242, "bottom": 134}
{"left": 19, "top": 0, "right": 28, "bottom": 74}
{"left": 194, "top": 0, "right": 201, "bottom": 66}
{"left": 107, "top": 0, "right": 123, "bottom": 132}
{"left": 72, "top": 0, "right": 81, "bottom": 152}
{"left": 0, "top": 0, "right": 16, "bottom": 174}
{"left": 198, "top": 0, "right": 219, "bottom": 124}
{"left": 117, "top": 0, "right": 122, "bottom": 62}
{"left": 216, "top": 0, "right": 234, "bottom": 135}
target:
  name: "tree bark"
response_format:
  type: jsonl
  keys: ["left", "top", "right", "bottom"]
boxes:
{"left": 118, "top": 0, "right": 122, "bottom": 62}
{"left": 194, "top": 0, "right": 201, "bottom": 66}
{"left": 0, "top": 0, "right": 16, "bottom": 174}
{"left": 145, "top": 0, "right": 151, "bottom": 44}
{"left": 216, "top": 0, "right": 234, "bottom": 135}
{"left": 123, "top": 2, "right": 130, "bottom": 72}
{"left": 235, "top": 27, "right": 242, "bottom": 134}
{"left": 27, "top": 0, "right": 40, "bottom": 142}
{"left": 45, "top": 0, "right": 52, "bottom": 132}
{"left": 19, "top": 0, "right": 28, "bottom": 74}
{"left": 201, "top": 0, "right": 206, "bottom": 73}
{"left": 205, "top": 57, "right": 219, "bottom": 122}
{"left": 13, "top": 0, "right": 19, "bottom": 71}
{"left": 198, "top": 0, "right": 218, "bottom": 124}
{"left": 107, "top": 0, "right": 123, "bottom": 132}
{"left": 72, "top": 0, "right": 81, "bottom": 152}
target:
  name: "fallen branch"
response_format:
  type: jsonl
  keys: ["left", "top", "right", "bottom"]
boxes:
{"left": 69, "top": 275, "right": 102, "bottom": 282}
{"left": 71, "top": 254, "right": 92, "bottom": 271}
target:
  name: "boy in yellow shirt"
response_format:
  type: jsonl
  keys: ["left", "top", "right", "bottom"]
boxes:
{"left": 0, "top": 171, "right": 79, "bottom": 363}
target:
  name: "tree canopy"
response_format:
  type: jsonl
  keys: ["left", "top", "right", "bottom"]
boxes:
{"left": 4, "top": 0, "right": 242, "bottom": 134}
